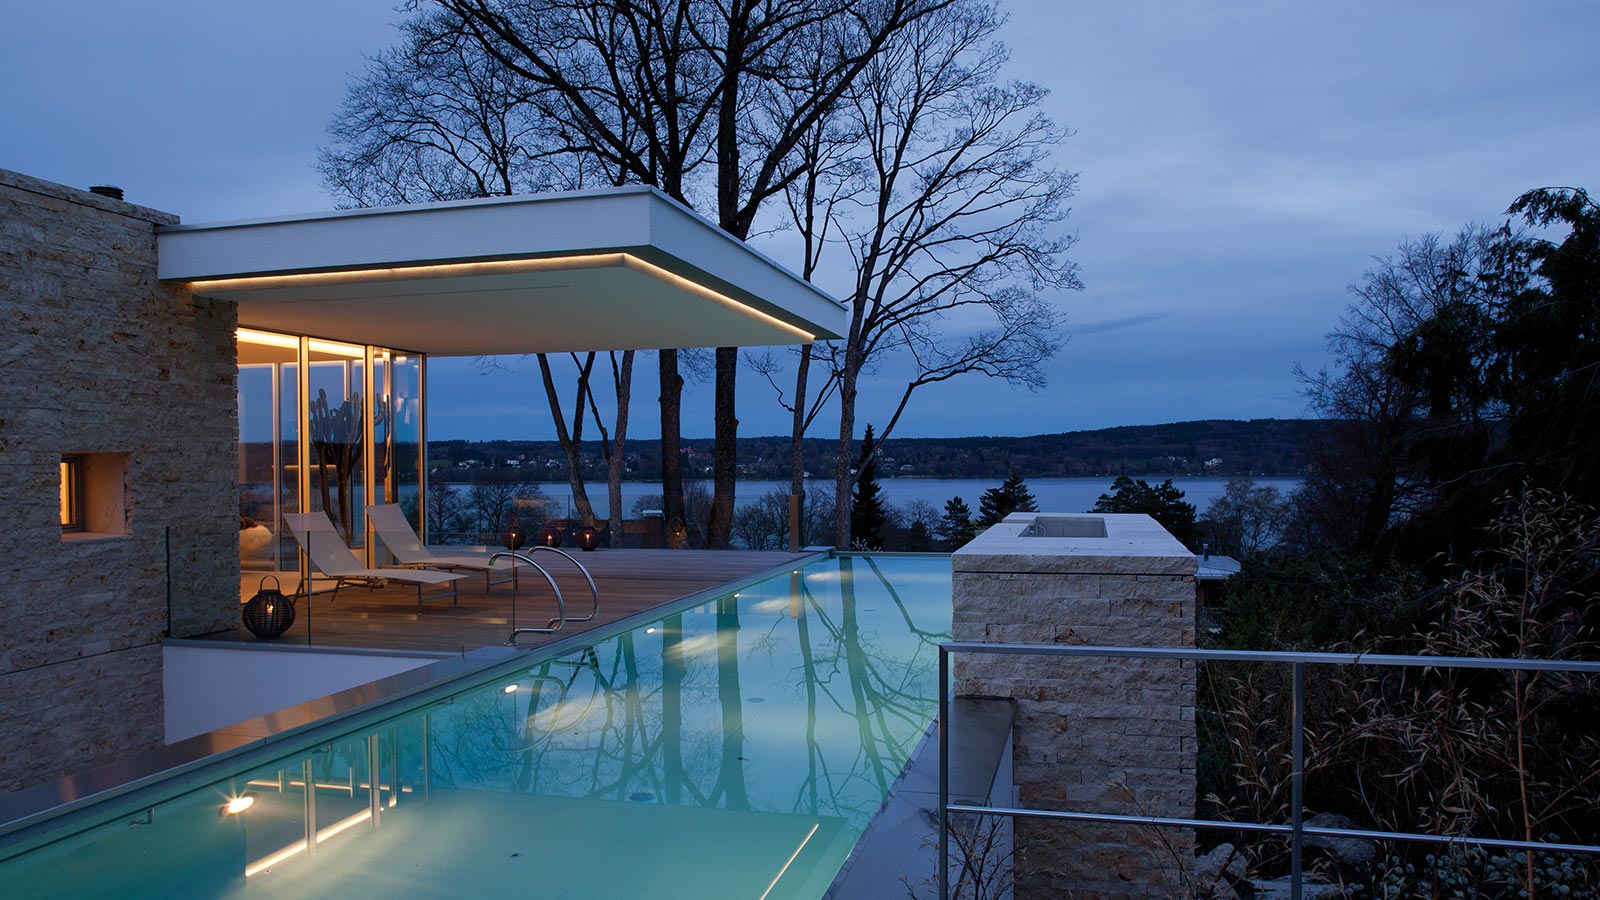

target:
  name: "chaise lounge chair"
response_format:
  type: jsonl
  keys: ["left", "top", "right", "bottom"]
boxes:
{"left": 283, "top": 512, "right": 464, "bottom": 617}
{"left": 365, "top": 503, "right": 517, "bottom": 592}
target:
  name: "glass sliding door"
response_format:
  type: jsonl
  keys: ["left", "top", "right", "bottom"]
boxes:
{"left": 307, "top": 338, "right": 368, "bottom": 553}
{"left": 236, "top": 329, "right": 300, "bottom": 575}
{"left": 235, "top": 329, "right": 425, "bottom": 586}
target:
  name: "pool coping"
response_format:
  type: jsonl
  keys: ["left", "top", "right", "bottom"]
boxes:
{"left": 0, "top": 549, "right": 831, "bottom": 859}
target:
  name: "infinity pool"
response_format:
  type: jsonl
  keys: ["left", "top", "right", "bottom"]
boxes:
{"left": 0, "top": 553, "right": 951, "bottom": 899}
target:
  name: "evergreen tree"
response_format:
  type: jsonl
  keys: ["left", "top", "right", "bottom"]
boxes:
{"left": 849, "top": 425, "right": 888, "bottom": 550}
{"left": 978, "top": 471, "right": 1039, "bottom": 526}
{"left": 1092, "top": 475, "right": 1198, "bottom": 547}
{"left": 905, "top": 520, "right": 932, "bottom": 551}
{"left": 938, "top": 497, "right": 977, "bottom": 549}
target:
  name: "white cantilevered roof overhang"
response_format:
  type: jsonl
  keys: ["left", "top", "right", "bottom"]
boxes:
{"left": 156, "top": 186, "right": 844, "bottom": 356}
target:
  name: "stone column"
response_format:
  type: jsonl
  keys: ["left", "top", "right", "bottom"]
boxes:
{"left": 952, "top": 512, "right": 1197, "bottom": 899}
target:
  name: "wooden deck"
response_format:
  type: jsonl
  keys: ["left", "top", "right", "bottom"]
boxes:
{"left": 212, "top": 550, "right": 808, "bottom": 654}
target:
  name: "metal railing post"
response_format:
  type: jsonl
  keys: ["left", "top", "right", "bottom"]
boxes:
{"left": 1291, "top": 661, "right": 1305, "bottom": 900}
{"left": 938, "top": 645, "right": 950, "bottom": 900}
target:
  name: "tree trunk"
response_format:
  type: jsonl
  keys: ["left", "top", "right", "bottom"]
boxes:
{"left": 707, "top": 347, "right": 739, "bottom": 548}
{"left": 537, "top": 353, "right": 597, "bottom": 525}
{"left": 608, "top": 350, "right": 635, "bottom": 546}
{"left": 833, "top": 359, "right": 859, "bottom": 549}
{"left": 660, "top": 349, "right": 688, "bottom": 548}
{"left": 789, "top": 344, "right": 812, "bottom": 549}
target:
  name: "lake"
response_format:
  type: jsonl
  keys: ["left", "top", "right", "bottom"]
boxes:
{"left": 443, "top": 475, "right": 1305, "bottom": 520}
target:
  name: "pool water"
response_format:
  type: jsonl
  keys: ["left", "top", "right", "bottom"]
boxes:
{"left": 0, "top": 554, "right": 952, "bottom": 899}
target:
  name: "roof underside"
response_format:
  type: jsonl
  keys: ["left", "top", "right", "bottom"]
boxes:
{"left": 157, "top": 187, "right": 843, "bottom": 357}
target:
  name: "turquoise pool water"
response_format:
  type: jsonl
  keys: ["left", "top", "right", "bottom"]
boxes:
{"left": 0, "top": 554, "right": 951, "bottom": 899}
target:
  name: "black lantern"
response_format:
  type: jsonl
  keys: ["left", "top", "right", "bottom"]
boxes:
{"left": 501, "top": 523, "right": 527, "bottom": 551}
{"left": 575, "top": 524, "right": 601, "bottom": 552}
{"left": 242, "top": 576, "right": 296, "bottom": 639}
{"left": 535, "top": 524, "right": 563, "bottom": 548}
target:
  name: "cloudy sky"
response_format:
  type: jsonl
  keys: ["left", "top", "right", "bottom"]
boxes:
{"left": 5, "top": 1, "right": 1595, "bottom": 440}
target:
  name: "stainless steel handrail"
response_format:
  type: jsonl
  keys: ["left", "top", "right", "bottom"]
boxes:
{"left": 521, "top": 546, "right": 600, "bottom": 624}
{"left": 936, "top": 642, "right": 1600, "bottom": 900}
{"left": 488, "top": 552, "right": 566, "bottom": 643}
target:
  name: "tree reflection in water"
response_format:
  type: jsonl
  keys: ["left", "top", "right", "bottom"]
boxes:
{"left": 421, "top": 556, "right": 951, "bottom": 832}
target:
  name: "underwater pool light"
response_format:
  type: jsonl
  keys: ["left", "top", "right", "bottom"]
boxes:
{"left": 220, "top": 794, "right": 257, "bottom": 817}
{"left": 503, "top": 684, "right": 519, "bottom": 694}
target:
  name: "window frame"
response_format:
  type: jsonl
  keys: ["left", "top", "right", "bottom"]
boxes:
{"left": 60, "top": 455, "right": 84, "bottom": 532}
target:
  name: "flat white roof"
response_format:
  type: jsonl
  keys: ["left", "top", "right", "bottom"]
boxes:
{"left": 157, "top": 186, "right": 843, "bottom": 356}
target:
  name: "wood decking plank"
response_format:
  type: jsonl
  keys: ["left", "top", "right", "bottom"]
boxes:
{"left": 214, "top": 550, "right": 807, "bottom": 654}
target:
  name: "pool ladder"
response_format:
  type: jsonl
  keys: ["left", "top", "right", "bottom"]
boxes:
{"left": 487, "top": 548, "right": 600, "bottom": 645}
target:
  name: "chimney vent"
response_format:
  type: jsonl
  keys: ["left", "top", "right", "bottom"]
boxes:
{"left": 89, "top": 184, "right": 124, "bottom": 201}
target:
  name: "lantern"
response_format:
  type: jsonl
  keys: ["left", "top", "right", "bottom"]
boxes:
{"left": 501, "top": 523, "right": 527, "bottom": 551}
{"left": 242, "top": 576, "right": 296, "bottom": 639}
{"left": 535, "top": 524, "right": 563, "bottom": 548}
{"left": 575, "top": 524, "right": 601, "bottom": 552}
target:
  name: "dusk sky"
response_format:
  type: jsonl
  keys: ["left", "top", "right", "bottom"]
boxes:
{"left": 5, "top": 2, "right": 1595, "bottom": 441}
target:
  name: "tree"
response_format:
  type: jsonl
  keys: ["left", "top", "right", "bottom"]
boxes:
{"left": 1092, "top": 475, "right": 1197, "bottom": 548}
{"left": 937, "top": 496, "right": 977, "bottom": 549}
{"left": 782, "top": 0, "right": 1076, "bottom": 548}
{"left": 849, "top": 426, "right": 889, "bottom": 550}
{"left": 1200, "top": 478, "right": 1290, "bottom": 558}
{"left": 1292, "top": 188, "right": 1600, "bottom": 564}
{"left": 418, "top": 0, "right": 963, "bottom": 548}
{"left": 978, "top": 471, "right": 1038, "bottom": 527}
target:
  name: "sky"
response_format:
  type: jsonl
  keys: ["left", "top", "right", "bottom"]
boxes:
{"left": 4, "top": 1, "right": 1596, "bottom": 440}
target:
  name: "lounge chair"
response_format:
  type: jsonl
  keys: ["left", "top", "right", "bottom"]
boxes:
{"left": 365, "top": 503, "right": 516, "bottom": 592}
{"left": 283, "top": 512, "right": 463, "bottom": 617}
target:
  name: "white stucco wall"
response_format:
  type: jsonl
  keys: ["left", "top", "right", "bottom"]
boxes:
{"left": 162, "top": 644, "right": 441, "bottom": 743}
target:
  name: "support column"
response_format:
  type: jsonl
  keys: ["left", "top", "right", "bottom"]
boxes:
{"left": 952, "top": 512, "right": 1197, "bottom": 899}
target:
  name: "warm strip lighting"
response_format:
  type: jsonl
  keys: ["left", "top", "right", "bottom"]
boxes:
{"left": 197, "top": 253, "right": 816, "bottom": 343}
{"left": 236, "top": 328, "right": 298, "bottom": 349}
{"left": 244, "top": 840, "right": 307, "bottom": 878}
{"left": 757, "top": 823, "right": 821, "bottom": 900}
{"left": 317, "top": 809, "right": 373, "bottom": 843}
{"left": 619, "top": 255, "right": 816, "bottom": 342}
{"left": 242, "top": 808, "right": 374, "bottom": 878}
{"left": 308, "top": 339, "right": 364, "bottom": 359}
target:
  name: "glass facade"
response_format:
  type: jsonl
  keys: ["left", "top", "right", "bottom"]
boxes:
{"left": 236, "top": 329, "right": 425, "bottom": 579}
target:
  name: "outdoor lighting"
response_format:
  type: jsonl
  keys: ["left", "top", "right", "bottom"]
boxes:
{"left": 503, "top": 684, "right": 519, "bottom": 694}
{"left": 575, "top": 524, "right": 601, "bottom": 552}
{"left": 196, "top": 254, "right": 816, "bottom": 342}
{"left": 221, "top": 794, "right": 257, "bottom": 817}
{"left": 535, "top": 524, "right": 562, "bottom": 548}
{"left": 646, "top": 627, "right": 657, "bottom": 635}
{"left": 501, "top": 523, "right": 527, "bottom": 551}
{"left": 242, "top": 576, "right": 296, "bottom": 640}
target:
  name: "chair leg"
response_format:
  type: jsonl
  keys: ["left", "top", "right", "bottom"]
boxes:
{"left": 330, "top": 578, "right": 343, "bottom": 604}
{"left": 416, "top": 583, "right": 423, "bottom": 620}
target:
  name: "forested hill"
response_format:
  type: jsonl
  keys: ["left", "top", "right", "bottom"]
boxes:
{"left": 430, "top": 418, "right": 1322, "bottom": 481}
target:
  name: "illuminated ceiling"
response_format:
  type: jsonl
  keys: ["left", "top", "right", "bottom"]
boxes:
{"left": 157, "top": 187, "right": 843, "bottom": 357}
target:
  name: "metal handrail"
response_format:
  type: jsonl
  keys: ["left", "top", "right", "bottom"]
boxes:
{"left": 488, "top": 552, "right": 566, "bottom": 643}
{"left": 521, "top": 546, "right": 600, "bottom": 624}
{"left": 936, "top": 642, "right": 1600, "bottom": 900}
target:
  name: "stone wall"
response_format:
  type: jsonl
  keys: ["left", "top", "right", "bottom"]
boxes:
{"left": 0, "top": 169, "right": 237, "bottom": 795}
{"left": 952, "top": 513, "right": 1197, "bottom": 899}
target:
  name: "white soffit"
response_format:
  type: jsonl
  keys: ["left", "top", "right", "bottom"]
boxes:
{"left": 156, "top": 187, "right": 844, "bottom": 356}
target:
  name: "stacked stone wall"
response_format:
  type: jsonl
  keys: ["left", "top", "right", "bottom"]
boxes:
{"left": 0, "top": 169, "right": 237, "bottom": 795}
{"left": 953, "top": 518, "right": 1196, "bottom": 899}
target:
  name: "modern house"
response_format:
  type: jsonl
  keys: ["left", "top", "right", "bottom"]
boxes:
{"left": 0, "top": 167, "right": 845, "bottom": 797}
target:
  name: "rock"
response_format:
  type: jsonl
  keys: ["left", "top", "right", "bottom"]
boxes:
{"left": 1303, "top": 812, "right": 1377, "bottom": 872}
{"left": 1251, "top": 875, "right": 1346, "bottom": 899}
{"left": 1196, "top": 842, "right": 1247, "bottom": 888}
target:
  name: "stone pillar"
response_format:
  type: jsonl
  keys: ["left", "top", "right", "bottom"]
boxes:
{"left": 952, "top": 512, "right": 1197, "bottom": 899}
